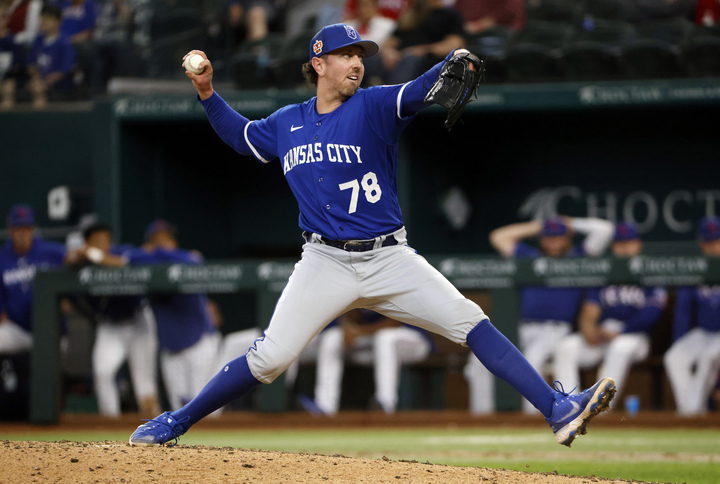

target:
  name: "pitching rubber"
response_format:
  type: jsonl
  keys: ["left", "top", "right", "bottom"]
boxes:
{"left": 556, "top": 377, "right": 617, "bottom": 447}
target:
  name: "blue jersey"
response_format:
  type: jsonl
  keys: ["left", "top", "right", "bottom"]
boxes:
{"left": 515, "top": 242, "right": 585, "bottom": 324}
{"left": 201, "top": 57, "right": 447, "bottom": 240}
{"left": 585, "top": 285, "right": 667, "bottom": 334}
{"left": 127, "top": 247, "right": 215, "bottom": 352}
{"left": 27, "top": 33, "right": 75, "bottom": 88}
{"left": 56, "top": 0, "right": 98, "bottom": 38}
{"left": 0, "top": 238, "right": 66, "bottom": 331}
{"left": 672, "top": 285, "right": 720, "bottom": 341}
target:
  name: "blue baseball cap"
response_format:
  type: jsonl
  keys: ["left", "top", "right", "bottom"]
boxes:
{"left": 614, "top": 221, "right": 639, "bottom": 241}
{"left": 144, "top": 219, "right": 177, "bottom": 241}
{"left": 7, "top": 204, "right": 36, "bottom": 228}
{"left": 541, "top": 217, "right": 568, "bottom": 237}
{"left": 309, "top": 23, "right": 379, "bottom": 60}
{"left": 698, "top": 216, "right": 720, "bottom": 242}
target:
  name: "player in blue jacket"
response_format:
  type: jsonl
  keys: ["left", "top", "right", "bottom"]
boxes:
{"left": 664, "top": 216, "right": 720, "bottom": 416}
{"left": 129, "top": 23, "right": 616, "bottom": 448}
{"left": 552, "top": 222, "right": 667, "bottom": 406}
{"left": 128, "top": 221, "right": 222, "bottom": 410}
{"left": 0, "top": 204, "right": 71, "bottom": 354}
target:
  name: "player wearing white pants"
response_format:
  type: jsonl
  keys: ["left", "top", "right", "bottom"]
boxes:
{"left": 479, "top": 216, "right": 614, "bottom": 414}
{"left": 127, "top": 30, "right": 619, "bottom": 448}
{"left": 663, "top": 217, "right": 720, "bottom": 416}
{"left": 664, "top": 327, "right": 720, "bottom": 415}
{"left": 553, "top": 223, "right": 666, "bottom": 405}
{"left": 161, "top": 330, "right": 222, "bottom": 409}
{"left": 553, "top": 325, "right": 650, "bottom": 399}
{"left": 313, "top": 311, "right": 432, "bottom": 415}
{"left": 463, "top": 354, "right": 494, "bottom": 415}
{"left": 93, "top": 302, "right": 159, "bottom": 417}
{"left": 0, "top": 319, "right": 33, "bottom": 354}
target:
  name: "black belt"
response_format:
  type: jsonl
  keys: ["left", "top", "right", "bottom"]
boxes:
{"left": 304, "top": 232, "right": 399, "bottom": 252}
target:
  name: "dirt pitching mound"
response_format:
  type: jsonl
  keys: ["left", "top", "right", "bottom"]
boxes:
{"left": 2, "top": 440, "right": 655, "bottom": 483}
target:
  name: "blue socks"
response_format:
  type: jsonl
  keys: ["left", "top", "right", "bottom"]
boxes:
{"left": 466, "top": 319, "right": 556, "bottom": 418}
{"left": 170, "top": 354, "right": 261, "bottom": 428}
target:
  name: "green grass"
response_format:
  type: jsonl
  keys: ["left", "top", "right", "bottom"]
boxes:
{"left": 4, "top": 427, "right": 720, "bottom": 483}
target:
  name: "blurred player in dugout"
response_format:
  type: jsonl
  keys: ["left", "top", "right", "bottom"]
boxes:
{"left": 664, "top": 216, "right": 720, "bottom": 416}
{"left": 464, "top": 215, "right": 614, "bottom": 414}
{"left": 77, "top": 222, "right": 160, "bottom": 417}
{"left": 552, "top": 222, "right": 667, "bottom": 407}
{"left": 288, "top": 308, "right": 433, "bottom": 416}
{"left": 86, "top": 220, "right": 261, "bottom": 412}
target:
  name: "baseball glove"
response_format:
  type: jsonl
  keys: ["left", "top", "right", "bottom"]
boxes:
{"left": 424, "top": 50, "right": 485, "bottom": 131}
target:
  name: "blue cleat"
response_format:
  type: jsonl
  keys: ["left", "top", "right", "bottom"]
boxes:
{"left": 546, "top": 377, "right": 616, "bottom": 447}
{"left": 129, "top": 412, "right": 189, "bottom": 446}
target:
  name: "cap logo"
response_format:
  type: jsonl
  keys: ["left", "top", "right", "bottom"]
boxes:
{"left": 344, "top": 25, "right": 358, "bottom": 39}
{"left": 313, "top": 39, "right": 323, "bottom": 56}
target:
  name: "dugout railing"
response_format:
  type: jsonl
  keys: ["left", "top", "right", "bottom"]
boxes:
{"left": 30, "top": 254, "right": 720, "bottom": 423}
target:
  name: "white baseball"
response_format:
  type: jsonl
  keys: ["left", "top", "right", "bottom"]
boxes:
{"left": 184, "top": 54, "right": 204, "bottom": 74}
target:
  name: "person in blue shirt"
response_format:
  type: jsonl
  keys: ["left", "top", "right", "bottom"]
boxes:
{"left": 664, "top": 216, "right": 720, "bottom": 416}
{"left": 128, "top": 24, "right": 618, "bottom": 448}
{"left": 552, "top": 222, "right": 667, "bottom": 406}
{"left": 465, "top": 215, "right": 614, "bottom": 414}
{"left": 79, "top": 222, "right": 159, "bottom": 418}
{"left": 0, "top": 204, "right": 72, "bottom": 354}
{"left": 95, "top": 220, "right": 222, "bottom": 410}
{"left": 26, "top": 4, "right": 75, "bottom": 107}
{"left": 55, "top": 0, "right": 97, "bottom": 44}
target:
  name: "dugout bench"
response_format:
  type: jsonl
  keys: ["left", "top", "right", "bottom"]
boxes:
{"left": 30, "top": 255, "right": 720, "bottom": 423}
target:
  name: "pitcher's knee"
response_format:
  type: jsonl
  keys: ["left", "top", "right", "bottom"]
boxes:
{"left": 247, "top": 347, "right": 299, "bottom": 384}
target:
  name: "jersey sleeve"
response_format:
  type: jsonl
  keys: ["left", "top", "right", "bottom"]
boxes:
{"left": 584, "top": 288, "right": 601, "bottom": 305}
{"left": 200, "top": 92, "right": 279, "bottom": 162}
{"left": 513, "top": 242, "right": 540, "bottom": 259}
{"left": 360, "top": 54, "right": 448, "bottom": 144}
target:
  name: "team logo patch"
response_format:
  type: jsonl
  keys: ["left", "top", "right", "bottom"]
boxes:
{"left": 344, "top": 25, "right": 358, "bottom": 39}
{"left": 313, "top": 39, "right": 323, "bottom": 55}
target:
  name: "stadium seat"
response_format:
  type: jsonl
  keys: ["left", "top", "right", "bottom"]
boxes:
{"left": 272, "top": 29, "right": 316, "bottom": 89}
{"left": 466, "top": 25, "right": 515, "bottom": 59}
{"left": 689, "top": 24, "right": 720, "bottom": 40}
{"left": 232, "top": 34, "right": 286, "bottom": 90}
{"left": 150, "top": 7, "right": 203, "bottom": 41}
{"left": 526, "top": 0, "right": 584, "bottom": 24}
{"left": 574, "top": 19, "right": 638, "bottom": 50}
{"left": 682, "top": 36, "right": 720, "bottom": 77}
{"left": 505, "top": 43, "right": 562, "bottom": 82}
{"left": 559, "top": 41, "right": 622, "bottom": 81}
{"left": 512, "top": 20, "right": 576, "bottom": 50}
{"left": 620, "top": 39, "right": 684, "bottom": 79}
{"left": 634, "top": 17, "right": 697, "bottom": 46}
{"left": 466, "top": 26, "right": 514, "bottom": 84}
{"left": 582, "top": 0, "right": 624, "bottom": 21}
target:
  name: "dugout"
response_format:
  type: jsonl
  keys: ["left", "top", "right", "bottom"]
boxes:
{"left": 1, "top": 77, "right": 720, "bottom": 421}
